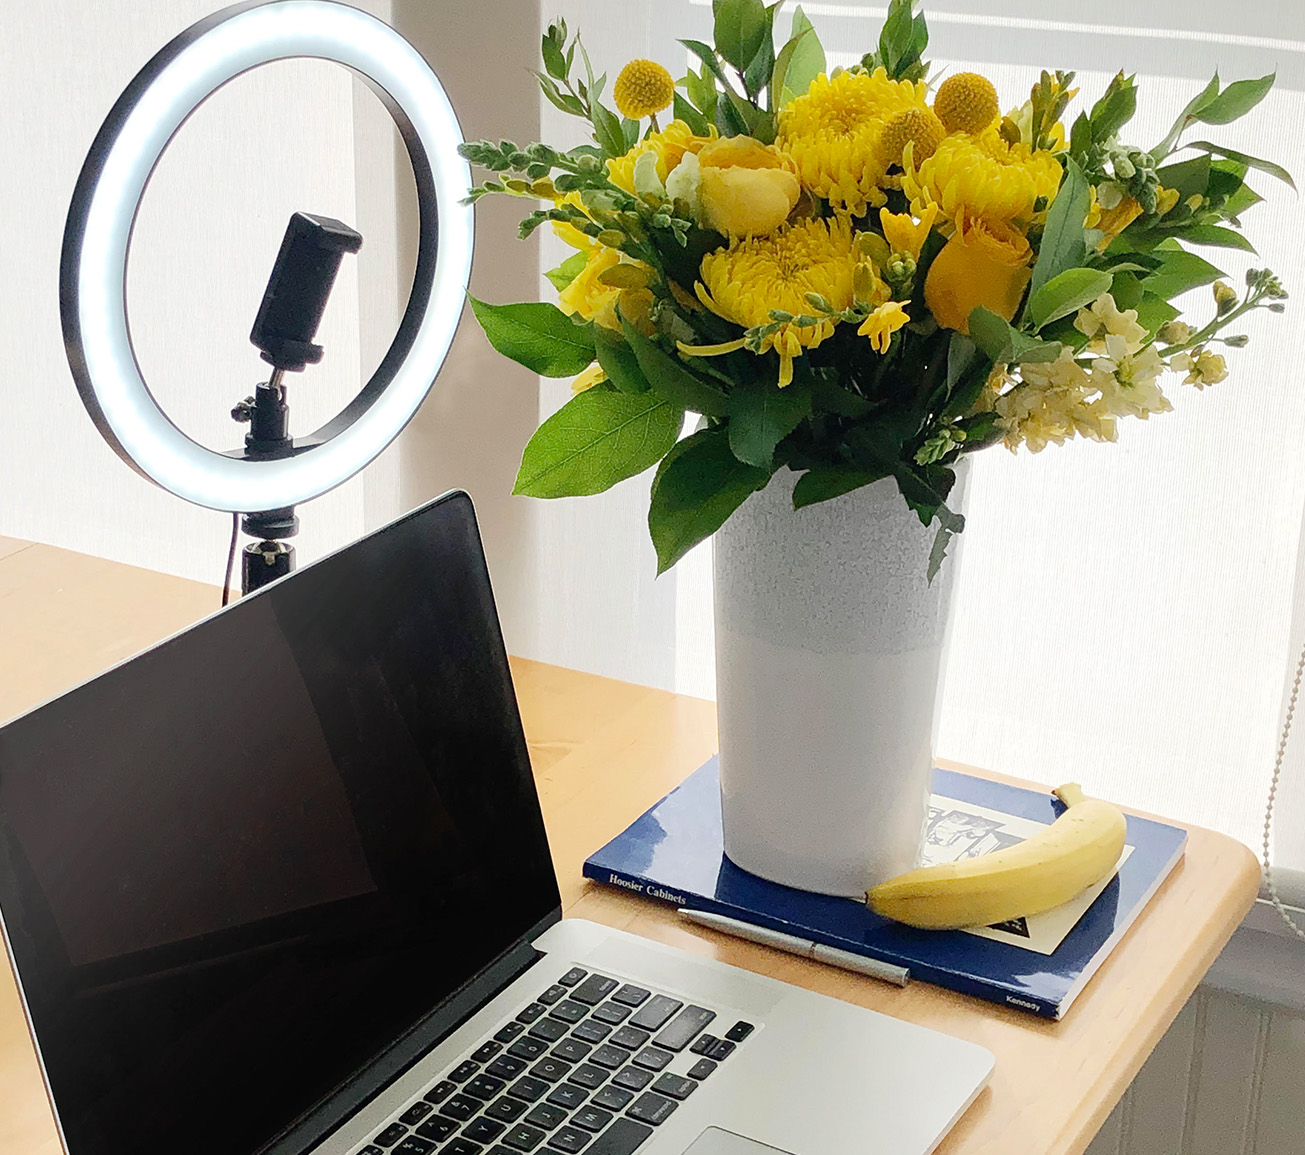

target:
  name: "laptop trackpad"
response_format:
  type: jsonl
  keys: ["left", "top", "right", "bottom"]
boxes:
{"left": 682, "top": 1128, "right": 796, "bottom": 1155}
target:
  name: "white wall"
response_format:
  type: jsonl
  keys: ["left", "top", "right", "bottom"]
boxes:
{"left": 0, "top": 1, "right": 401, "bottom": 591}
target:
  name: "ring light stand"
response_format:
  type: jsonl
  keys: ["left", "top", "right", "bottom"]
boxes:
{"left": 59, "top": 0, "right": 474, "bottom": 595}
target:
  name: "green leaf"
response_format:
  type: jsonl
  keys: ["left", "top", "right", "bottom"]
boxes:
{"left": 1222, "top": 182, "right": 1264, "bottom": 220}
{"left": 1089, "top": 72, "right": 1137, "bottom": 140}
{"left": 1134, "top": 292, "right": 1180, "bottom": 337}
{"left": 742, "top": 3, "right": 779, "bottom": 98}
{"left": 1177, "top": 224, "right": 1257, "bottom": 252}
{"left": 878, "top": 0, "right": 928, "bottom": 81}
{"left": 590, "top": 101, "right": 626, "bottom": 157}
{"left": 673, "top": 91, "right": 712, "bottom": 138}
{"left": 1155, "top": 154, "right": 1210, "bottom": 199}
{"left": 1026, "top": 267, "right": 1113, "bottom": 329}
{"left": 811, "top": 374, "right": 873, "bottom": 418}
{"left": 968, "top": 308, "right": 1061, "bottom": 365}
{"left": 1186, "top": 142, "right": 1295, "bottom": 191}
{"left": 544, "top": 250, "right": 589, "bottom": 292}
{"left": 728, "top": 380, "right": 810, "bottom": 469}
{"left": 1069, "top": 111, "right": 1091, "bottom": 159}
{"left": 541, "top": 34, "right": 566, "bottom": 81}
{"left": 622, "top": 321, "right": 731, "bottom": 417}
{"left": 513, "top": 388, "right": 683, "bottom": 498}
{"left": 1030, "top": 157, "right": 1090, "bottom": 299}
{"left": 939, "top": 331, "right": 989, "bottom": 419}
{"left": 792, "top": 467, "right": 888, "bottom": 510}
{"left": 773, "top": 6, "right": 825, "bottom": 107}
{"left": 1195, "top": 72, "right": 1275, "bottom": 125}
{"left": 1142, "top": 249, "right": 1225, "bottom": 299}
{"left": 713, "top": 0, "right": 768, "bottom": 70}
{"left": 593, "top": 327, "right": 650, "bottom": 394}
{"left": 682, "top": 39, "right": 734, "bottom": 94}
{"left": 1155, "top": 72, "right": 1220, "bottom": 156}
{"left": 647, "top": 427, "right": 769, "bottom": 574}
{"left": 927, "top": 511, "right": 963, "bottom": 585}
{"left": 469, "top": 297, "right": 596, "bottom": 377}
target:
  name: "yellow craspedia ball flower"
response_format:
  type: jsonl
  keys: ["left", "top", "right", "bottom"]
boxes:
{"left": 903, "top": 127, "right": 1062, "bottom": 227}
{"left": 934, "top": 72, "right": 1000, "bottom": 135}
{"left": 878, "top": 107, "right": 946, "bottom": 170}
{"left": 613, "top": 59, "right": 675, "bottom": 120}
{"left": 777, "top": 68, "right": 929, "bottom": 216}
{"left": 606, "top": 120, "right": 716, "bottom": 194}
{"left": 696, "top": 216, "right": 857, "bottom": 387}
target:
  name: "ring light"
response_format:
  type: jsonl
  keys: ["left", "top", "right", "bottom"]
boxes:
{"left": 60, "top": 0, "right": 473, "bottom": 514}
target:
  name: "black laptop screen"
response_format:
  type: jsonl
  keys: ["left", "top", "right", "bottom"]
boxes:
{"left": 0, "top": 493, "right": 561, "bottom": 1155}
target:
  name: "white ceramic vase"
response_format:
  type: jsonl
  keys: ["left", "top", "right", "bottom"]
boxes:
{"left": 712, "top": 461, "right": 969, "bottom": 899}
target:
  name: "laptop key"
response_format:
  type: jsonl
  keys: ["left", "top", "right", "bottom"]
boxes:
{"left": 416, "top": 1117, "right": 459, "bottom": 1141}
{"left": 558, "top": 967, "right": 588, "bottom": 987}
{"left": 626, "top": 1091, "right": 678, "bottom": 1126}
{"left": 487, "top": 1055, "right": 529, "bottom": 1080}
{"left": 496, "top": 1021, "right": 527, "bottom": 1043}
{"left": 465, "top": 1118, "right": 507, "bottom": 1143}
{"left": 400, "top": 1101, "right": 433, "bottom": 1125}
{"left": 444, "top": 1141, "right": 486, "bottom": 1155}
{"left": 439, "top": 1093, "right": 481, "bottom": 1121}
{"left": 393, "top": 1138, "right": 435, "bottom": 1155}
{"left": 724, "top": 1021, "right": 755, "bottom": 1043}
{"left": 524, "top": 1102, "right": 568, "bottom": 1129}
{"left": 627, "top": 995, "right": 682, "bottom": 1032}
{"left": 590, "top": 1085, "right": 634, "bottom": 1111}
{"left": 589, "top": 1044, "right": 630, "bottom": 1070}
{"left": 650, "top": 1074, "right": 696, "bottom": 1101}
{"left": 502, "top": 1122, "right": 548, "bottom": 1150}
{"left": 571, "top": 1019, "right": 612, "bottom": 1044}
{"left": 473, "top": 1041, "right": 504, "bottom": 1063}
{"left": 485, "top": 1095, "right": 529, "bottom": 1124}
{"left": 551, "top": 1037, "right": 592, "bottom": 1064}
{"left": 517, "top": 1003, "right": 548, "bottom": 1024}
{"left": 545, "top": 1082, "right": 589, "bottom": 1110}
{"left": 528, "top": 1017, "right": 570, "bottom": 1043}
{"left": 375, "top": 1123, "right": 408, "bottom": 1146}
{"left": 538, "top": 984, "right": 568, "bottom": 1005}
{"left": 506, "top": 1075, "right": 550, "bottom": 1103}
{"left": 571, "top": 1106, "right": 614, "bottom": 1132}
{"left": 466, "top": 1074, "right": 507, "bottom": 1100}
{"left": 707, "top": 1039, "right": 736, "bottom": 1061}
{"left": 360, "top": 1148, "right": 385, "bottom": 1155}
{"left": 689, "top": 1034, "right": 719, "bottom": 1056}
{"left": 590, "top": 1003, "right": 630, "bottom": 1025}
{"left": 581, "top": 1117, "right": 654, "bottom": 1154}
{"left": 547, "top": 1125, "right": 591, "bottom": 1152}
{"left": 631, "top": 1047, "right": 673, "bottom": 1072}
{"left": 530, "top": 1057, "right": 573, "bottom": 1082}
{"left": 687, "top": 1058, "right": 717, "bottom": 1080}
{"left": 611, "top": 1066, "right": 653, "bottom": 1092}
{"left": 508, "top": 1037, "right": 549, "bottom": 1061}
{"left": 549, "top": 1000, "right": 589, "bottom": 1025}
{"left": 610, "top": 985, "right": 650, "bottom": 1007}
{"left": 569, "top": 1062, "right": 609, "bottom": 1090}
{"left": 451, "top": 1060, "right": 481, "bottom": 1082}
{"left": 608, "top": 1026, "right": 648, "bottom": 1051}
{"left": 571, "top": 974, "right": 619, "bottom": 1006}
{"left": 652, "top": 1006, "right": 715, "bottom": 1052}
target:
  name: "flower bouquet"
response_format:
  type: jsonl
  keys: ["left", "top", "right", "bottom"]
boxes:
{"left": 461, "top": 0, "right": 1289, "bottom": 580}
{"left": 460, "top": 0, "right": 1291, "bottom": 896}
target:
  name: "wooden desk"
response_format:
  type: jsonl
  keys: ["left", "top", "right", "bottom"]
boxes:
{"left": 0, "top": 537, "right": 1261, "bottom": 1155}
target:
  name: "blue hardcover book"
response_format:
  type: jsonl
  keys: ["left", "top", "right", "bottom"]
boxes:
{"left": 583, "top": 758, "right": 1188, "bottom": 1019}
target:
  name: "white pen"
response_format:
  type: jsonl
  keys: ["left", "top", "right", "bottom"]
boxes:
{"left": 679, "top": 908, "right": 911, "bottom": 988}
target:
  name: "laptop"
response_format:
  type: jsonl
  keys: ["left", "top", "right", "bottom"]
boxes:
{"left": 0, "top": 491, "right": 993, "bottom": 1155}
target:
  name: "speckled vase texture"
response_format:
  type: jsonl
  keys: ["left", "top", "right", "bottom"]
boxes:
{"left": 713, "top": 460, "right": 969, "bottom": 898}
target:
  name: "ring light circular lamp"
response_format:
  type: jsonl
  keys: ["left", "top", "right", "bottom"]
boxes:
{"left": 60, "top": 0, "right": 473, "bottom": 514}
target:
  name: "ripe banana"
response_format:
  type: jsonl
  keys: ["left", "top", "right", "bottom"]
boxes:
{"left": 865, "top": 783, "right": 1128, "bottom": 930}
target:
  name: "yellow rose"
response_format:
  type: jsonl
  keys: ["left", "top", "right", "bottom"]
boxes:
{"left": 557, "top": 247, "right": 655, "bottom": 334}
{"left": 924, "top": 215, "right": 1032, "bottom": 334}
{"left": 697, "top": 137, "right": 801, "bottom": 238}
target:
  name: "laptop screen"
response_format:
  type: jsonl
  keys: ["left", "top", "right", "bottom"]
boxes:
{"left": 0, "top": 493, "right": 561, "bottom": 1155}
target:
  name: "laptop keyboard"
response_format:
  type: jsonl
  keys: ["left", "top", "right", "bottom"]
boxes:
{"left": 353, "top": 967, "right": 755, "bottom": 1155}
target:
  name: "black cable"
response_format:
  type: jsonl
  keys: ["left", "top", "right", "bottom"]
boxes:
{"left": 221, "top": 513, "right": 238, "bottom": 607}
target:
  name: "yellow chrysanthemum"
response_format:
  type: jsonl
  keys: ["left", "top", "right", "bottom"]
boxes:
{"left": 902, "top": 127, "right": 1062, "bottom": 227}
{"left": 933, "top": 72, "right": 1000, "bottom": 135}
{"left": 857, "top": 301, "right": 910, "bottom": 353}
{"left": 777, "top": 68, "right": 929, "bottom": 216}
{"left": 613, "top": 59, "right": 675, "bottom": 120}
{"left": 694, "top": 216, "right": 858, "bottom": 387}
{"left": 606, "top": 120, "right": 717, "bottom": 195}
